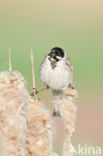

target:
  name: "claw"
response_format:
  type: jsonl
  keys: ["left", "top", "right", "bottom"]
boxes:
{"left": 30, "top": 88, "right": 38, "bottom": 96}
{"left": 69, "top": 84, "right": 75, "bottom": 89}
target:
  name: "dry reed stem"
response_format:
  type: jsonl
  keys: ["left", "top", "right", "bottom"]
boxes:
{"left": 8, "top": 48, "right": 12, "bottom": 72}
{"left": 60, "top": 88, "right": 78, "bottom": 156}
{"left": 30, "top": 49, "right": 37, "bottom": 96}
{"left": 0, "top": 71, "right": 29, "bottom": 156}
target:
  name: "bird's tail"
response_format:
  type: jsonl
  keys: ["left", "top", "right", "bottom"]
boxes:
{"left": 52, "top": 90, "right": 64, "bottom": 117}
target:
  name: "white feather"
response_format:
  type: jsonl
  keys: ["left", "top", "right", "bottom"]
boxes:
{"left": 40, "top": 56, "right": 71, "bottom": 91}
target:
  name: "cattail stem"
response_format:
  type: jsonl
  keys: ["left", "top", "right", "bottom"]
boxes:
{"left": 30, "top": 49, "right": 37, "bottom": 95}
{"left": 8, "top": 48, "right": 12, "bottom": 72}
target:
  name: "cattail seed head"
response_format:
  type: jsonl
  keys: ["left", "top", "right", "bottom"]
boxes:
{"left": 0, "top": 71, "right": 29, "bottom": 156}
{"left": 26, "top": 98, "right": 56, "bottom": 156}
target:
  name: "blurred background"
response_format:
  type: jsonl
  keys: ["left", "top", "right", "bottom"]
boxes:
{"left": 0, "top": 0, "right": 103, "bottom": 155}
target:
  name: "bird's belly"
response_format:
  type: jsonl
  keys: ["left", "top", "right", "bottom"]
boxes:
{"left": 40, "top": 63, "right": 70, "bottom": 90}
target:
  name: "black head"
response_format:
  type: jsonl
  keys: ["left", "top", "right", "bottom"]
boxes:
{"left": 48, "top": 47, "right": 65, "bottom": 61}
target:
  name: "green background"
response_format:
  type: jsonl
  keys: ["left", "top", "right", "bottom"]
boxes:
{"left": 0, "top": 0, "right": 103, "bottom": 155}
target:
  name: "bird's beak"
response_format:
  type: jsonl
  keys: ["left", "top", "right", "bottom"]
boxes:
{"left": 48, "top": 52, "right": 52, "bottom": 56}
{"left": 48, "top": 52, "right": 56, "bottom": 62}
{"left": 48, "top": 52, "right": 56, "bottom": 57}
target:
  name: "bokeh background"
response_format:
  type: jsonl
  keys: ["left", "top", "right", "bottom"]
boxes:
{"left": 0, "top": 0, "right": 103, "bottom": 155}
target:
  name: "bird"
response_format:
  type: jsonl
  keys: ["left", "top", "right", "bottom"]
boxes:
{"left": 40, "top": 47, "right": 73, "bottom": 117}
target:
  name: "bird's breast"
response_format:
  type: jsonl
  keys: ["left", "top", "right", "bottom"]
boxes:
{"left": 40, "top": 58, "right": 71, "bottom": 90}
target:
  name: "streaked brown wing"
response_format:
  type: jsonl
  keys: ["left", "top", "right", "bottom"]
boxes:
{"left": 40, "top": 56, "right": 47, "bottom": 72}
{"left": 65, "top": 57, "right": 73, "bottom": 84}
{"left": 66, "top": 57, "right": 73, "bottom": 72}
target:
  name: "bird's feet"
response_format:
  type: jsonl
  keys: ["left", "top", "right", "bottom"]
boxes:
{"left": 69, "top": 84, "right": 75, "bottom": 89}
{"left": 30, "top": 88, "right": 38, "bottom": 97}
{"left": 53, "top": 111, "right": 61, "bottom": 117}
{"left": 37, "top": 86, "right": 49, "bottom": 94}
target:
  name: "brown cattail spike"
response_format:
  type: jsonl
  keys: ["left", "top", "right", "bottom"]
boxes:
{"left": 30, "top": 49, "right": 37, "bottom": 96}
{"left": 8, "top": 48, "right": 12, "bottom": 72}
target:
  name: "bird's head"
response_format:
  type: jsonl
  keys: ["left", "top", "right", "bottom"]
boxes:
{"left": 48, "top": 47, "right": 65, "bottom": 62}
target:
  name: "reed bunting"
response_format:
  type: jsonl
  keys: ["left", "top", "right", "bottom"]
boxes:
{"left": 40, "top": 47, "right": 73, "bottom": 116}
